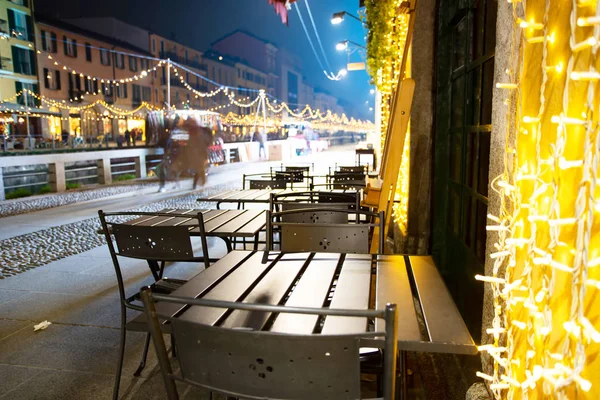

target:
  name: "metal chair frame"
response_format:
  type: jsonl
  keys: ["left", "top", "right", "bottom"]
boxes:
{"left": 263, "top": 208, "right": 385, "bottom": 263}
{"left": 242, "top": 172, "right": 295, "bottom": 190}
{"left": 98, "top": 210, "right": 212, "bottom": 400}
{"left": 140, "top": 287, "right": 398, "bottom": 400}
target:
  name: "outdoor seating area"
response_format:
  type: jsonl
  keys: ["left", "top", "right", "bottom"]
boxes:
{"left": 97, "top": 157, "right": 476, "bottom": 400}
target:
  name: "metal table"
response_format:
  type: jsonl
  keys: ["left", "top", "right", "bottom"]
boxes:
{"left": 124, "top": 209, "right": 267, "bottom": 251}
{"left": 197, "top": 189, "right": 291, "bottom": 209}
{"left": 135, "top": 251, "right": 476, "bottom": 398}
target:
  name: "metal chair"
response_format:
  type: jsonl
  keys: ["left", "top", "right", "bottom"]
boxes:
{"left": 242, "top": 172, "right": 292, "bottom": 190}
{"left": 269, "top": 190, "right": 361, "bottom": 213}
{"left": 269, "top": 165, "right": 313, "bottom": 189}
{"left": 263, "top": 208, "right": 385, "bottom": 263}
{"left": 98, "top": 210, "right": 212, "bottom": 400}
{"left": 140, "top": 287, "right": 398, "bottom": 400}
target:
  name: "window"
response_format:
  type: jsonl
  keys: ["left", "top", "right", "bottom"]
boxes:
{"left": 132, "top": 84, "right": 141, "bottom": 103}
{"left": 142, "top": 86, "right": 151, "bottom": 102}
{"left": 15, "top": 82, "right": 38, "bottom": 106}
{"left": 185, "top": 49, "right": 188, "bottom": 63}
{"left": 11, "top": 46, "right": 35, "bottom": 75}
{"left": 129, "top": 56, "right": 137, "bottom": 71}
{"left": 68, "top": 73, "right": 82, "bottom": 92}
{"left": 160, "top": 41, "right": 164, "bottom": 54}
{"left": 84, "top": 78, "right": 98, "bottom": 94}
{"left": 115, "top": 53, "right": 125, "bottom": 69}
{"left": 140, "top": 58, "right": 148, "bottom": 70}
{"left": 63, "top": 36, "right": 77, "bottom": 57}
{"left": 41, "top": 30, "right": 57, "bottom": 52}
{"left": 100, "top": 48, "right": 110, "bottom": 65}
{"left": 152, "top": 38, "right": 156, "bottom": 53}
{"left": 102, "top": 82, "right": 113, "bottom": 96}
{"left": 7, "top": 10, "right": 31, "bottom": 41}
{"left": 117, "top": 83, "right": 128, "bottom": 98}
{"left": 9, "top": 0, "right": 28, "bottom": 6}
{"left": 85, "top": 43, "right": 92, "bottom": 62}
{"left": 43, "top": 68, "right": 61, "bottom": 90}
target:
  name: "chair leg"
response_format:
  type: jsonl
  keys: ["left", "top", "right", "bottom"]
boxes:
{"left": 113, "top": 311, "right": 127, "bottom": 400}
{"left": 171, "top": 334, "right": 177, "bottom": 359}
{"left": 133, "top": 333, "right": 151, "bottom": 377}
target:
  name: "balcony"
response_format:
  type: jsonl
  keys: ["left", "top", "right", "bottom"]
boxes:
{"left": 10, "top": 27, "right": 30, "bottom": 42}
{"left": 159, "top": 51, "right": 179, "bottom": 63}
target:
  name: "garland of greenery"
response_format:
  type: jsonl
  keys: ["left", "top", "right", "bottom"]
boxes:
{"left": 364, "top": 0, "right": 402, "bottom": 83}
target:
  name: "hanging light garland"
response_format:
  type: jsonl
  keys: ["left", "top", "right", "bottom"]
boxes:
{"left": 475, "top": 0, "right": 600, "bottom": 398}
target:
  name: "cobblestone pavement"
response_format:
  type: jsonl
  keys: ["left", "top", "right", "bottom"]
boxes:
{"left": 0, "top": 182, "right": 236, "bottom": 279}
{"left": 0, "top": 181, "right": 160, "bottom": 218}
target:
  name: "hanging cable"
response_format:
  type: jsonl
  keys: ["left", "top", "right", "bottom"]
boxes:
{"left": 293, "top": 3, "right": 345, "bottom": 81}
{"left": 304, "top": 0, "right": 333, "bottom": 72}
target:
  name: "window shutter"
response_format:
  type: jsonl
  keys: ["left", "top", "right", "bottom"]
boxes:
{"left": 25, "top": 15, "right": 33, "bottom": 41}
{"left": 7, "top": 10, "right": 15, "bottom": 34}
{"left": 73, "top": 39, "right": 77, "bottom": 57}
{"left": 55, "top": 71, "right": 61, "bottom": 90}
{"left": 63, "top": 36, "right": 68, "bottom": 55}
{"left": 43, "top": 68, "right": 49, "bottom": 88}
{"left": 41, "top": 30, "right": 47, "bottom": 51}
{"left": 28, "top": 49, "right": 36, "bottom": 75}
{"left": 124, "top": 83, "right": 128, "bottom": 98}
{"left": 93, "top": 80, "right": 98, "bottom": 94}
{"left": 51, "top": 33, "right": 57, "bottom": 52}
{"left": 68, "top": 74, "right": 73, "bottom": 92}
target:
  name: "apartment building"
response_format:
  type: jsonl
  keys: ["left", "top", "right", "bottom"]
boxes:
{"left": 0, "top": 0, "right": 42, "bottom": 139}
{"left": 149, "top": 33, "right": 208, "bottom": 110}
{"left": 35, "top": 14, "right": 155, "bottom": 140}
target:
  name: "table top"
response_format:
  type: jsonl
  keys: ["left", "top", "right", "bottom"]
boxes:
{"left": 197, "top": 189, "right": 290, "bottom": 203}
{"left": 125, "top": 209, "right": 266, "bottom": 238}
{"left": 151, "top": 250, "right": 476, "bottom": 355}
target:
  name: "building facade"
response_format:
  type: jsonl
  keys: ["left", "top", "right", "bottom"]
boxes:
{"left": 0, "top": 0, "right": 41, "bottom": 143}
{"left": 149, "top": 33, "right": 208, "bottom": 110}
{"left": 35, "top": 15, "right": 155, "bottom": 143}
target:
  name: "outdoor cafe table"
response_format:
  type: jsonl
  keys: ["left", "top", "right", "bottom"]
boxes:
{"left": 123, "top": 208, "right": 267, "bottom": 251}
{"left": 136, "top": 250, "right": 477, "bottom": 392}
{"left": 196, "top": 188, "right": 361, "bottom": 209}
{"left": 196, "top": 189, "right": 290, "bottom": 209}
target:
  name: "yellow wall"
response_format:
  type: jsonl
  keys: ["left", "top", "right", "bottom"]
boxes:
{"left": 480, "top": 1, "right": 600, "bottom": 398}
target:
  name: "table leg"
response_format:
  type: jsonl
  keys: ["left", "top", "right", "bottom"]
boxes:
{"left": 253, "top": 233, "right": 259, "bottom": 251}
{"left": 222, "top": 237, "right": 233, "bottom": 252}
{"left": 399, "top": 351, "right": 407, "bottom": 400}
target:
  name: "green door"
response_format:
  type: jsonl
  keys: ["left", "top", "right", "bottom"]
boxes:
{"left": 432, "top": 0, "right": 497, "bottom": 341}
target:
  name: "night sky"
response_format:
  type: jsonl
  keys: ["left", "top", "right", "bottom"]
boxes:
{"left": 36, "top": 0, "right": 374, "bottom": 119}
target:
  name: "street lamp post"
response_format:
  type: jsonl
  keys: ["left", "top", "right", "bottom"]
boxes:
{"left": 331, "top": 11, "right": 362, "bottom": 25}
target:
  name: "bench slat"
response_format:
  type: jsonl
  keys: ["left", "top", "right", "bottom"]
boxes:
{"left": 322, "top": 254, "right": 372, "bottom": 334}
{"left": 375, "top": 256, "right": 422, "bottom": 344}
{"left": 211, "top": 210, "right": 264, "bottom": 236}
{"left": 270, "top": 253, "right": 341, "bottom": 334}
{"left": 408, "top": 256, "right": 475, "bottom": 349}
{"left": 178, "top": 252, "right": 271, "bottom": 325}
{"left": 220, "top": 253, "right": 308, "bottom": 329}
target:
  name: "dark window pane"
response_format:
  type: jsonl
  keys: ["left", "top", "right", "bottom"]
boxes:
{"left": 448, "top": 186, "right": 461, "bottom": 236}
{"left": 462, "top": 195, "right": 474, "bottom": 247}
{"left": 451, "top": 75, "right": 464, "bottom": 128}
{"left": 480, "top": 59, "right": 495, "bottom": 125}
{"left": 466, "top": 132, "right": 477, "bottom": 188}
{"left": 485, "top": 0, "right": 498, "bottom": 55}
{"left": 472, "top": 0, "right": 485, "bottom": 60}
{"left": 466, "top": 67, "right": 481, "bottom": 126}
{"left": 477, "top": 132, "right": 491, "bottom": 196}
{"left": 475, "top": 200, "right": 488, "bottom": 263}
{"left": 452, "top": 18, "right": 466, "bottom": 70}
{"left": 449, "top": 132, "right": 462, "bottom": 182}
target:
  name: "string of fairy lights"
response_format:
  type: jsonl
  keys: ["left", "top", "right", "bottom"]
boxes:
{"left": 475, "top": 0, "right": 600, "bottom": 398}
{"left": 4, "top": 48, "right": 374, "bottom": 131}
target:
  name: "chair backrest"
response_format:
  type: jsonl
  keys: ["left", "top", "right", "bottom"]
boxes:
{"left": 112, "top": 223, "right": 194, "bottom": 261}
{"left": 265, "top": 208, "right": 385, "bottom": 255}
{"left": 280, "top": 202, "right": 350, "bottom": 224}
{"left": 249, "top": 179, "right": 287, "bottom": 189}
{"left": 140, "top": 289, "right": 398, "bottom": 400}
{"left": 326, "top": 170, "right": 366, "bottom": 190}
{"left": 98, "top": 210, "right": 210, "bottom": 307}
